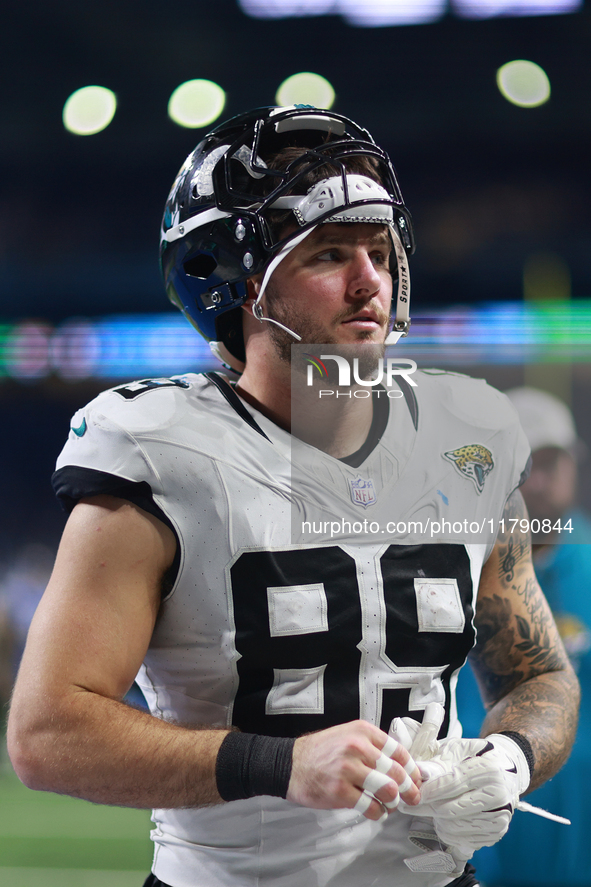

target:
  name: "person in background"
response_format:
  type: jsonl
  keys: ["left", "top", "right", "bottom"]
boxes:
{"left": 507, "top": 387, "right": 591, "bottom": 662}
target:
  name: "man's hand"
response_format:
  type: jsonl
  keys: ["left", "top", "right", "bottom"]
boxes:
{"left": 390, "top": 706, "right": 530, "bottom": 874}
{"left": 411, "top": 734, "right": 530, "bottom": 857}
{"left": 287, "top": 720, "right": 421, "bottom": 821}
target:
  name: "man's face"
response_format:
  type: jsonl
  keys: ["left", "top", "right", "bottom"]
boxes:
{"left": 520, "top": 446, "right": 577, "bottom": 525}
{"left": 257, "top": 222, "right": 394, "bottom": 363}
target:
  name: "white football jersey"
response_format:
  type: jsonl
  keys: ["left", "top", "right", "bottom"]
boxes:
{"left": 54, "top": 370, "right": 530, "bottom": 887}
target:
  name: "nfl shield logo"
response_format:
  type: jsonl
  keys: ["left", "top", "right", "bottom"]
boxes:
{"left": 349, "top": 476, "right": 377, "bottom": 508}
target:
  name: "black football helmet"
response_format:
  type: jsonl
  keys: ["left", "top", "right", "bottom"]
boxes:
{"left": 160, "top": 105, "right": 415, "bottom": 372}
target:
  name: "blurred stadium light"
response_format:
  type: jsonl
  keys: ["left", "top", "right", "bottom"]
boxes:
{"left": 238, "top": 0, "right": 582, "bottom": 23}
{"left": 168, "top": 79, "right": 226, "bottom": 128}
{"left": 453, "top": 0, "right": 581, "bottom": 17}
{"left": 497, "top": 60, "right": 551, "bottom": 107}
{"left": 332, "top": 0, "right": 446, "bottom": 25}
{"left": 276, "top": 73, "right": 335, "bottom": 108}
{"left": 62, "top": 86, "right": 117, "bottom": 136}
{"left": 2, "top": 303, "right": 591, "bottom": 383}
{"left": 2, "top": 316, "right": 211, "bottom": 381}
{"left": 239, "top": 0, "right": 447, "bottom": 23}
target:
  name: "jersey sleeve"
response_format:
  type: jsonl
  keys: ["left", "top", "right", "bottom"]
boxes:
{"left": 52, "top": 395, "right": 163, "bottom": 515}
{"left": 52, "top": 393, "right": 181, "bottom": 593}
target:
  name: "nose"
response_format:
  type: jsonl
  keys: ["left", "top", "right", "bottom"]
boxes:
{"left": 346, "top": 249, "right": 383, "bottom": 299}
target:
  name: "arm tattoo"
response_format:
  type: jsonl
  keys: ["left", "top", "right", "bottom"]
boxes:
{"left": 496, "top": 490, "right": 529, "bottom": 584}
{"left": 481, "top": 668, "right": 579, "bottom": 790}
{"left": 469, "top": 489, "right": 580, "bottom": 791}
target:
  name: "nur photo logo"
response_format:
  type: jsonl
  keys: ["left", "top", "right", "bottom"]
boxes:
{"left": 305, "top": 353, "right": 418, "bottom": 388}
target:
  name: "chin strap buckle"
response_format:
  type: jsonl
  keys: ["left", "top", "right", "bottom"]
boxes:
{"left": 392, "top": 318, "right": 411, "bottom": 337}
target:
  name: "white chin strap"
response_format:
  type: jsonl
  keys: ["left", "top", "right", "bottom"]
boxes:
{"left": 250, "top": 173, "right": 411, "bottom": 344}
{"left": 251, "top": 228, "right": 313, "bottom": 341}
{"left": 384, "top": 225, "right": 411, "bottom": 345}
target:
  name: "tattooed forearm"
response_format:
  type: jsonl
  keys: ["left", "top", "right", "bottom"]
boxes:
{"left": 470, "top": 588, "right": 567, "bottom": 702}
{"left": 480, "top": 669, "right": 580, "bottom": 792}
{"left": 474, "top": 490, "right": 570, "bottom": 700}
{"left": 470, "top": 593, "right": 524, "bottom": 701}
{"left": 516, "top": 576, "right": 544, "bottom": 625}
{"left": 470, "top": 489, "right": 580, "bottom": 790}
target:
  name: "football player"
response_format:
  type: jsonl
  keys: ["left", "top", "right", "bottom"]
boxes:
{"left": 8, "top": 106, "right": 579, "bottom": 887}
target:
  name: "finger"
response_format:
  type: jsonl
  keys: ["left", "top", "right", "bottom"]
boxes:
{"left": 354, "top": 791, "right": 373, "bottom": 815}
{"left": 376, "top": 746, "right": 418, "bottom": 778}
{"left": 363, "top": 768, "right": 394, "bottom": 796}
{"left": 375, "top": 751, "right": 396, "bottom": 774}
{"left": 383, "top": 739, "right": 421, "bottom": 786}
{"left": 369, "top": 760, "right": 421, "bottom": 808}
{"left": 364, "top": 750, "right": 418, "bottom": 809}
{"left": 361, "top": 764, "right": 403, "bottom": 812}
{"left": 409, "top": 702, "right": 445, "bottom": 760}
{"left": 388, "top": 717, "right": 417, "bottom": 749}
{"left": 397, "top": 772, "right": 414, "bottom": 794}
{"left": 404, "top": 756, "right": 419, "bottom": 777}
{"left": 353, "top": 790, "right": 388, "bottom": 822}
{"left": 395, "top": 769, "right": 420, "bottom": 805}
{"left": 368, "top": 731, "right": 421, "bottom": 807}
{"left": 381, "top": 735, "right": 399, "bottom": 758}
{"left": 375, "top": 750, "right": 420, "bottom": 799}
{"left": 384, "top": 792, "right": 400, "bottom": 811}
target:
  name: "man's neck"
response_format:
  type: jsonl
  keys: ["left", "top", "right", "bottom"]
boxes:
{"left": 237, "top": 352, "right": 375, "bottom": 459}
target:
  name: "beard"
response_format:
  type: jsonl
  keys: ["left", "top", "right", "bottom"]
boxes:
{"left": 263, "top": 283, "right": 389, "bottom": 381}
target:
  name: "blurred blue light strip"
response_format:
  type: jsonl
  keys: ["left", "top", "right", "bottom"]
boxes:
{"left": 452, "top": 0, "right": 582, "bottom": 20}
{"left": 238, "top": 0, "right": 583, "bottom": 23}
{"left": 396, "top": 301, "right": 591, "bottom": 363}
{"left": 2, "top": 301, "right": 591, "bottom": 383}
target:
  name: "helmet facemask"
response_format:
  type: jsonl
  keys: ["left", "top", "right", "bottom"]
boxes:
{"left": 160, "top": 106, "right": 414, "bottom": 373}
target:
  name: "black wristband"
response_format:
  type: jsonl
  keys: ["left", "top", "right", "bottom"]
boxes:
{"left": 215, "top": 732, "right": 296, "bottom": 802}
{"left": 499, "top": 730, "right": 535, "bottom": 778}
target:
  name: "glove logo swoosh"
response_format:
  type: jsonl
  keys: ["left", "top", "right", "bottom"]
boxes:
{"left": 487, "top": 802, "right": 514, "bottom": 814}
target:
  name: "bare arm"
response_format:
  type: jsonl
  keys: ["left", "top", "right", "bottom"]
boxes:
{"left": 8, "top": 495, "right": 229, "bottom": 808}
{"left": 8, "top": 495, "right": 420, "bottom": 816}
{"left": 469, "top": 489, "right": 580, "bottom": 791}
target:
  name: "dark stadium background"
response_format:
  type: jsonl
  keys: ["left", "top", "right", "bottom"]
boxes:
{"left": 2, "top": 0, "right": 591, "bottom": 561}
{"left": 1, "top": 0, "right": 590, "bottom": 558}
{"left": 1, "top": 2, "right": 589, "bottom": 883}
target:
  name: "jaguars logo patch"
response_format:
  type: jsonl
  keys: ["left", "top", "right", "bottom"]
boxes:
{"left": 443, "top": 444, "right": 494, "bottom": 493}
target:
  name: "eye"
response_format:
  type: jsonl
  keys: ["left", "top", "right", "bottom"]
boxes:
{"left": 371, "top": 250, "right": 390, "bottom": 266}
{"left": 316, "top": 249, "right": 341, "bottom": 263}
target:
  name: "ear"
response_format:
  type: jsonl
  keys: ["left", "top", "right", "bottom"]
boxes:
{"left": 248, "top": 277, "right": 262, "bottom": 296}
{"left": 242, "top": 278, "right": 258, "bottom": 315}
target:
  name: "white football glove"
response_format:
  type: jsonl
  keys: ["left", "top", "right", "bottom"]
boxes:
{"left": 389, "top": 707, "right": 468, "bottom": 874}
{"left": 389, "top": 706, "right": 530, "bottom": 875}
{"left": 415, "top": 732, "right": 530, "bottom": 857}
